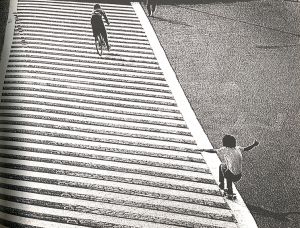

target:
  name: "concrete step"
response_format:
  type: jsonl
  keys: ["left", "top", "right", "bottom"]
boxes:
{"left": 0, "top": 168, "right": 222, "bottom": 205}
{"left": 17, "top": 13, "right": 143, "bottom": 27}
{"left": 0, "top": 144, "right": 204, "bottom": 171}
{"left": 18, "top": 1, "right": 136, "bottom": 12}
{"left": 17, "top": 10, "right": 141, "bottom": 23}
{"left": 1, "top": 93, "right": 180, "bottom": 115}
{"left": 0, "top": 0, "right": 240, "bottom": 227}
{"left": 11, "top": 48, "right": 159, "bottom": 65}
{"left": 0, "top": 117, "right": 194, "bottom": 144}
{"left": 0, "top": 125, "right": 201, "bottom": 152}
{"left": 0, "top": 187, "right": 235, "bottom": 224}
{"left": 3, "top": 84, "right": 175, "bottom": 106}
{"left": 9, "top": 54, "right": 162, "bottom": 72}
{"left": 0, "top": 103, "right": 186, "bottom": 127}
{"left": 6, "top": 66, "right": 165, "bottom": 82}
{"left": 0, "top": 141, "right": 205, "bottom": 164}
{"left": 5, "top": 71, "right": 166, "bottom": 88}
{"left": 14, "top": 36, "right": 153, "bottom": 51}
{"left": 0, "top": 181, "right": 233, "bottom": 220}
{"left": 19, "top": 18, "right": 144, "bottom": 31}
{"left": 0, "top": 155, "right": 212, "bottom": 187}
{"left": 20, "top": 19, "right": 145, "bottom": 33}
{"left": 7, "top": 62, "right": 166, "bottom": 80}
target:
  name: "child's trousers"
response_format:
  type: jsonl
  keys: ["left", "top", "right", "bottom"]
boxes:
{"left": 219, "top": 164, "right": 242, "bottom": 194}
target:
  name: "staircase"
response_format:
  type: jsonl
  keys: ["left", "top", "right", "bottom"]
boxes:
{"left": 0, "top": 0, "right": 238, "bottom": 227}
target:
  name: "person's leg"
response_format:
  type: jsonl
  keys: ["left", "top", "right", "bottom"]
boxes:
{"left": 219, "top": 164, "right": 225, "bottom": 189}
{"left": 100, "top": 30, "right": 110, "bottom": 51}
{"left": 152, "top": 4, "right": 156, "bottom": 14}
{"left": 147, "top": 3, "right": 151, "bottom": 16}
{"left": 224, "top": 170, "right": 234, "bottom": 194}
{"left": 152, "top": 0, "right": 158, "bottom": 14}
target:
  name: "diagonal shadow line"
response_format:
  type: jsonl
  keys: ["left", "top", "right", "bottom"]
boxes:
{"left": 255, "top": 44, "right": 300, "bottom": 49}
{"left": 175, "top": 5, "right": 300, "bottom": 38}
{"left": 246, "top": 203, "right": 300, "bottom": 222}
{"left": 153, "top": 16, "right": 193, "bottom": 27}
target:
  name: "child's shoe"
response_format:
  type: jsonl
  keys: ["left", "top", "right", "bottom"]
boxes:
{"left": 219, "top": 183, "right": 224, "bottom": 190}
{"left": 227, "top": 193, "right": 237, "bottom": 200}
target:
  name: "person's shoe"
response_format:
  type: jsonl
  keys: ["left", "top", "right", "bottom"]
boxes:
{"left": 227, "top": 193, "right": 237, "bottom": 200}
{"left": 219, "top": 183, "right": 224, "bottom": 190}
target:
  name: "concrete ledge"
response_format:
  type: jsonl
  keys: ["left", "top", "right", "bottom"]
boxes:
{"left": 0, "top": 0, "right": 18, "bottom": 99}
{"left": 132, "top": 2, "right": 257, "bottom": 228}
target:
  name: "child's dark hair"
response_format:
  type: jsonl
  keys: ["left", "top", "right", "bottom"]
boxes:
{"left": 222, "top": 135, "right": 236, "bottom": 148}
{"left": 94, "top": 4, "right": 101, "bottom": 10}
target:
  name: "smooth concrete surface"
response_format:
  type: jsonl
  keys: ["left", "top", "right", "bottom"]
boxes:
{"left": 0, "top": 0, "right": 18, "bottom": 99}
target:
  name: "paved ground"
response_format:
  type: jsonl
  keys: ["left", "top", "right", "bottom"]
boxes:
{"left": 145, "top": 0, "right": 300, "bottom": 227}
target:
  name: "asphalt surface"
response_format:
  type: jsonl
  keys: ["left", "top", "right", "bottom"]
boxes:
{"left": 145, "top": 0, "right": 300, "bottom": 227}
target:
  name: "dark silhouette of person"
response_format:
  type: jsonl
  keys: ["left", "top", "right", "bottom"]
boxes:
{"left": 91, "top": 3, "right": 110, "bottom": 51}
{"left": 146, "top": 0, "right": 158, "bottom": 17}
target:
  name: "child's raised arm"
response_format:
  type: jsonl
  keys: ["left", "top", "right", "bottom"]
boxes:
{"left": 244, "top": 140, "right": 259, "bottom": 151}
{"left": 198, "top": 149, "right": 218, "bottom": 153}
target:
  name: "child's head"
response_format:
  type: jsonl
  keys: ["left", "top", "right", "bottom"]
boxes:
{"left": 222, "top": 135, "right": 236, "bottom": 148}
{"left": 94, "top": 4, "right": 101, "bottom": 10}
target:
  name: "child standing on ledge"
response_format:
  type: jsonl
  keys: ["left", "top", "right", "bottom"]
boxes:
{"left": 199, "top": 135, "right": 259, "bottom": 198}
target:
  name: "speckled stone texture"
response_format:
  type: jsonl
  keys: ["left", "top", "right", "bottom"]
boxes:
{"left": 145, "top": 0, "right": 300, "bottom": 227}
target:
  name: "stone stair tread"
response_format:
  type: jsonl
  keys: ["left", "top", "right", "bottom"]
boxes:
{"left": 1, "top": 188, "right": 236, "bottom": 224}
{"left": 0, "top": 200, "right": 237, "bottom": 228}
{"left": 0, "top": 182, "right": 232, "bottom": 219}
{"left": 0, "top": 141, "right": 205, "bottom": 164}
{"left": 0, "top": 199, "right": 174, "bottom": 228}
{"left": 17, "top": 13, "right": 143, "bottom": 27}
{"left": 0, "top": 212, "right": 92, "bottom": 228}
{"left": 5, "top": 72, "right": 167, "bottom": 88}
{"left": 0, "top": 99, "right": 183, "bottom": 119}
{"left": 0, "top": 168, "right": 220, "bottom": 199}
{"left": 0, "top": 157, "right": 214, "bottom": 189}
{"left": 6, "top": 68, "right": 166, "bottom": 84}
{"left": 9, "top": 55, "right": 163, "bottom": 72}
{"left": 0, "top": 126, "right": 202, "bottom": 152}
{"left": 19, "top": 0, "right": 133, "bottom": 8}
{"left": 0, "top": 119, "right": 193, "bottom": 145}
{"left": 0, "top": 103, "right": 185, "bottom": 125}
{"left": 0, "top": 0, "right": 240, "bottom": 226}
{"left": 0, "top": 117, "right": 195, "bottom": 144}
{"left": 8, "top": 63, "right": 167, "bottom": 80}
{"left": 1, "top": 93, "right": 180, "bottom": 114}
{"left": 21, "top": 20, "right": 145, "bottom": 33}
{"left": 0, "top": 148, "right": 205, "bottom": 174}
{"left": 0, "top": 135, "right": 203, "bottom": 161}
{"left": 10, "top": 48, "right": 159, "bottom": 65}
{"left": 0, "top": 145, "right": 205, "bottom": 168}
{"left": 11, "top": 43, "right": 157, "bottom": 60}
{"left": 0, "top": 148, "right": 208, "bottom": 175}
{"left": 17, "top": 10, "right": 141, "bottom": 23}
{"left": 3, "top": 84, "right": 175, "bottom": 106}
{"left": 22, "top": 25, "right": 147, "bottom": 38}
{"left": 17, "top": 4, "right": 136, "bottom": 15}
{"left": 1, "top": 133, "right": 201, "bottom": 157}
{"left": 13, "top": 37, "right": 153, "bottom": 51}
